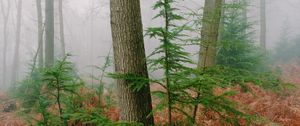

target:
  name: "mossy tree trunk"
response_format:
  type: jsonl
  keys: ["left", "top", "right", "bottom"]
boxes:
{"left": 194, "top": 0, "right": 223, "bottom": 123}
{"left": 198, "top": 0, "right": 223, "bottom": 68}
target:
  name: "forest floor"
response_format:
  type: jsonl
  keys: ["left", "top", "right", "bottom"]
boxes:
{"left": 0, "top": 92, "right": 26, "bottom": 126}
{"left": 1, "top": 62, "right": 300, "bottom": 126}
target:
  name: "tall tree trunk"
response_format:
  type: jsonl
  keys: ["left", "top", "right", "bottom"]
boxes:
{"left": 36, "top": 0, "right": 44, "bottom": 68}
{"left": 218, "top": 0, "right": 225, "bottom": 42}
{"left": 58, "top": 0, "right": 65, "bottom": 56}
{"left": 90, "top": 1, "right": 95, "bottom": 87}
{"left": 11, "top": 0, "right": 23, "bottom": 86}
{"left": 198, "top": 0, "right": 223, "bottom": 68}
{"left": 45, "top": 0, "right": 54, "bottom": 67}
{"left": 234, "top": 0, "right": 248, "bottom": 35}
{"left": 0, "top": 0, "right": 11, "bottom": 88}
{"left": 242, "top": 0, "right": 247, "bottom": 22}
{"left": 110, "top": 0, "right": 154, "bottom": 125}
{"left": 260, "top": 0, "right": 266, "bottom": 50}
{"left": 194, "top": 0, "right": 223, "bottom": 123}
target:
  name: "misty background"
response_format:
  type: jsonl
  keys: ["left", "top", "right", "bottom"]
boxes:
{"left": 0, "top": 0, "right": 299, "bottom": 89}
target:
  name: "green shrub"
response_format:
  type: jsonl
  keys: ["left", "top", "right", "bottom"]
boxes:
{"left": 14, "top": 55, "right": 112, "bottom": 126}
{"left": 145, "top": 0, "right": 254, "bottom": 125}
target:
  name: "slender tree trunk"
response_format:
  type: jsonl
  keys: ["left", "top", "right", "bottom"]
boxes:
{"left": 31, "top": 43, "right": 41, "bottom": 74}
{"left": 36, "top": 0, "right": 44, "bottom": 68}
{"left": 45, "top": 0, "right": 54, "bottom": 67}
{"left": 162, "top": 1, "right": 172, "bottom": 125}
{"left": 0, "top": 0, "right": 11, "bottom": 88}
{"left": 90, "top": 1, "right": 95, "bottom": 87}
{"left": 58, "top": 0, "right": 65, "bottom": 56}
{"left": 194, "top": 0, "right": 223, "bottom": 123}
{"left": 11, "top": 0, "right": 23, "bottom": 86}
{"left": 218, "top": 0, "right": 225, "bottom": 43}
{"left": 241, "top": 0, "right": 247, "bottom": 22}
{"left": 260, "top": 0, "right": 266, "bottom": 50}
{"left": 241, "top": 0, "right": 248, "bottom": 35}
{"left": 110, "top": 0, "right": 154, "bottom": 125}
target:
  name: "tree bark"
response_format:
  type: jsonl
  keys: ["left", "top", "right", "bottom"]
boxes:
{"left": 11, "top": 0, "right": 23, "bottom": 86}
{"left": 260, "top": 0, "right": 266, "bottom": 50}
{"left": 0, "top": 0, "right": 11, "bottom": 87}
{"left": 45, "top": 0, "right": 54, "bottom": 67}
{"left": 58, "top": 0, "right": 65, "bottom": 56}
{"left": 198, "top": 0, "right": 223, "bottom": 68}
{"left": 110, "top": 0, "right": 154, "bottom": 125}
{"left": 194, "top": 0, "right": 223, "bottom": 123}
{"left": 36, "top": 0, "right": 44, "bottom": 68}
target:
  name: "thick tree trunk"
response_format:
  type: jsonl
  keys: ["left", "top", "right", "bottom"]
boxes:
{"left": 45, "top": 0, "right": 54, "bottom": 67}
{"left": 110, "top": 0, "right": 154, "bottom": 125}
{"left": 198, "top": 0, "right": 223, "bottom": 68}
{"left": 58, "top": 0, "right": 65, "bottom": 56}
{"left": 36, "top": 0, "right": 44, "bottom": 68}
{"left": 0, "top": 0, "right": 11, "bottom": 87}
{"left": 260, "top": 0, "right": 266, "bottom": 50}
{"left": 11, "top": 0, "right": 23, "bottom": 86}
{"left": 194, "top": 0, "right": 223, "bottom": 123}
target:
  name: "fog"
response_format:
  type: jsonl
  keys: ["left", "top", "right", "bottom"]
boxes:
{"left": 0, "top": 0, "right": 300, "bottom": 89}
{"left": 2, "top": 0, "right": 300, "bottom": 125}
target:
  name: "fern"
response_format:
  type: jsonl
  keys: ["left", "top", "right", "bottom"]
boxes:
{"left": 146, "top": 0, "right": 192, "bottom": 125}
{"left": 42, "top": 54, "right": 83, "bottom": 124}
{"left": 144, "top": 0, "right": 259, "bottom": 125}
{"left": 14, "top": 55, "right": 88, "bottom": 126}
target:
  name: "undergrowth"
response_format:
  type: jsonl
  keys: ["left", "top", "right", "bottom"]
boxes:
{"left": 13, "top": 55, "right": 113, "bottom": 126}
{"left": 10, "top": 0, "right": 295, "bottom": 126}
{"left": 145, "top": 0, "right": 258, "bottom": 125}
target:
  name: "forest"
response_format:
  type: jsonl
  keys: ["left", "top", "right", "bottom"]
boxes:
{"left": 0, "top": 0, "right": 300, "bottom": 126}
